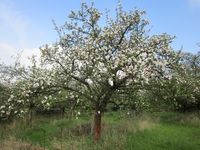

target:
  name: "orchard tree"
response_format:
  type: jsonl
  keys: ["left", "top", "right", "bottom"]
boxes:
{"left": 5, "top": 3, "right": 177, "bottom": 142}
{"left": 0, "top": 63, "right": 13, "bottom": 121}
{"left": 39, "top": 3, "right": 177, "bottom": 142}
{"left": 0, "top": 83, "right": 12, "bottom": 121}
{"left": 0, "top": 57, "right": 56, "bottom": 123}
{"left": 146, "top": 51, "right": 200, "bottom": 112}
{"left": 179, "top": 52, "right": 200, "bottom": 110}
{"left": 0, "top": 56, "right": 79, "bottom": 123}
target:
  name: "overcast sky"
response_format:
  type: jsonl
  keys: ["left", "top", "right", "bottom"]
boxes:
{"left": 0, "top": 0, "right": 200, "bottom": 65}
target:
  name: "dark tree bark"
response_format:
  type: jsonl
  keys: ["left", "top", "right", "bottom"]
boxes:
{"left": 92, "top": 88, "right": 114, "bottom": 143}
{"left": 26, "top": 108, "right": 33, "bottom": 127}
{"left": 61, "top": 106, "right": 65, "bottom": 118}
{"left": 93, "top": 109, "right": 102, "bottom": 143}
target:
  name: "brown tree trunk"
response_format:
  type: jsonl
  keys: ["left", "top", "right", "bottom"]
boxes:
{"left": 26, "top": 108, "right": 33, "bottom": 127}
{"left": 61, "top": 107, "right": 65, "bottom": 118}
{"left": 93, "top": 110, "right": 102, "bottom": 143}
{"left": 29, "top": 109, "right": 33, "bottom": 126}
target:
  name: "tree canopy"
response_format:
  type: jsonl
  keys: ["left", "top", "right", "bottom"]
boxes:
{"left": 0, "top": 2, "right": 180, "bottom": 141}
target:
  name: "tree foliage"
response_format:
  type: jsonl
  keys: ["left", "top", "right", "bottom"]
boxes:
{"left": 0, "top": 2, "right": 179, "bottom": 141}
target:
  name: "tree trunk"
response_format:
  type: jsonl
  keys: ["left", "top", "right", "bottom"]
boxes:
{"left": 26, "top": 108, "right": 33, "bottom": 127}
{"left": 93, "top": 110, "right": 102, "bottom": 143}
{"left": 61, "top": 107, "right": 65, "bottom": 118}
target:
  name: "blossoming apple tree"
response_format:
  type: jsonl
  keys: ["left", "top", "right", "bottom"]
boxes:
{"left": 1, "top": 3, "right": 177, "bottom": 141}
{"left": 0, "top": 57, "right": 61, "bottom": 123}
{"left": 39, "top": 3, "right": 177, "bottom": 141}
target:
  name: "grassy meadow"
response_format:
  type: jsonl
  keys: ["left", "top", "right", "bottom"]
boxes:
{"left": 0, "top": 111, "right": 200, "bottom": 150}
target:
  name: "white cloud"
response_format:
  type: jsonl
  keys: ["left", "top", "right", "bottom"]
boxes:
{"left": 0, "top": 42, "right": 16, "bottom": 64}
{"left": 188, "top": 0, "right": 200, "bottom": 7}
{"left": 0, "top": 42, "right": 40, "bottom": 66}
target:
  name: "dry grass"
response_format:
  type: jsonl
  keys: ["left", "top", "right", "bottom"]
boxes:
{"left": 179, "top": 113, "right": 200, "bottom": 126}
{"left": 0, "top": 137, "right": 44, "bottom": 150}
{"left": 137, "top": 114, "right": 156, "bottom": 131}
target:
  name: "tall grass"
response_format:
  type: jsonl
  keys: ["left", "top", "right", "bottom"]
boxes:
{"left": 1, "top": 111, "right": 200, "bottom": 149}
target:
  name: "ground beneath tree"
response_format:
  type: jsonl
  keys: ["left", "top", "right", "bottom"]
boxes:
{"left": 1, "top": 112, "right": 200, "bottom": 150}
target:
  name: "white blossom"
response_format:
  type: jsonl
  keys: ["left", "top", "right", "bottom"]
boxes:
{"left": 97, "top": 110, "right": 101, "bottom": 114}
{"left": 85, "top": 78, "right": 93, "bottom": 85}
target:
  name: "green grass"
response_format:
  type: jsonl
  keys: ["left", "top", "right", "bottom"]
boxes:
{"left": 126, "top": 123, "right": 200, "bottom": 150}
{"left": 1, "top": 111, "right": 200, "bottom": 149}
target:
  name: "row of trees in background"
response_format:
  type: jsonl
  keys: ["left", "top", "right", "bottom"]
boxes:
{"left": 0, "top": 2, "right": 200, "bottom": 142}
{"left": 147, "top": 52, "right": 200, "bottom": 112}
